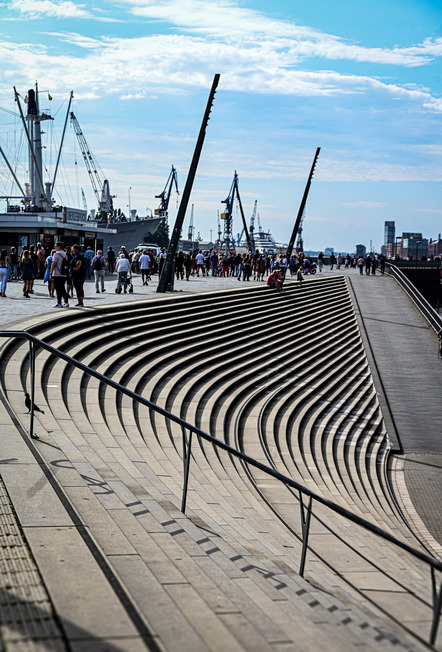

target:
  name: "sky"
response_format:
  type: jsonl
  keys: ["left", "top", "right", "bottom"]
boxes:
{"left": 0, "top": 0, "right": 441, "bottom": 253}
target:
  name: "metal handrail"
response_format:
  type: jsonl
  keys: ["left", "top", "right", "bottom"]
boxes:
{"left": 0, "top": 329, "right": 441, "bottom": 646}
{"left": 386, "top": 262, "right": 442, "bottom": 335}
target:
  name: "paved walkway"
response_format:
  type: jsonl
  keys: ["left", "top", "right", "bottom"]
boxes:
{"left": 0, "top": 272, "right": 264, "bottom": 329}
{"left": 0, "top": 266, "right": 441, "bottom": 650}
{"left": 335, "top": 267, "right": 442, "bottom": 552}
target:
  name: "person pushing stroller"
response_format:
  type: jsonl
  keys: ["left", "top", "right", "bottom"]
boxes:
{"left": 115, "top": 253, "right": 131, "bottom": 293}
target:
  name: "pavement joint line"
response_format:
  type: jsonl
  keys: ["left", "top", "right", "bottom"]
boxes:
{"left": 390, "top": 455, "right": 442, "bottom": 562}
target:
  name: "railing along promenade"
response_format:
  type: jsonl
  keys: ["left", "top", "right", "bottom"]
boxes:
{"left": 0, "top": 329, "right": 441, "bottom": 646}
{"left": 385, "top": 261, "right": 442, "bottom": 336}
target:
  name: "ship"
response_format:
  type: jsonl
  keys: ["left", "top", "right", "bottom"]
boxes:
{"left": 0, "top": 84, "right": 164, "bottom": 253}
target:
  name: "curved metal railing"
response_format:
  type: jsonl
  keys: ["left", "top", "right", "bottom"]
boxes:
{"left": 386, "top": 262, "right": 442, "bottom": 335}
{"left": 0, "top": 329, "right": 441, "bottom": 646}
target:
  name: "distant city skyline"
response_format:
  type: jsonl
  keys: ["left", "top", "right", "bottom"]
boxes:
{"left": 0, "top": 0, "right": 441, "bottom": 253}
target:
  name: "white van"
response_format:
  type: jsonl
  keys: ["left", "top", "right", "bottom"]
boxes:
{"left": 137, "top": 244, "right": 161, "bottom": 257}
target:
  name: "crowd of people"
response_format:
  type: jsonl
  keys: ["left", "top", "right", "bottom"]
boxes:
{"left": 0, "top": 242, "right": 395, "bottom": 305}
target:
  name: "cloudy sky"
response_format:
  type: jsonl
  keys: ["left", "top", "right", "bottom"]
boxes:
{"left": 0, "top": 0, "right": 441, "bottom": 252}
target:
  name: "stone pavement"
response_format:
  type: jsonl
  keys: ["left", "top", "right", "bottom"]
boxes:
{"left": 0, "top": 271, "right": 264, "bottom": 329}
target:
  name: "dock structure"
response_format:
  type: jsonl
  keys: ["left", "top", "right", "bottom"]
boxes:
{"left": 0, "top": 268, "right": 441, "bottom": 651}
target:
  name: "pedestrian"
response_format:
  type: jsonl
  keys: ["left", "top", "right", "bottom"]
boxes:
{"left": 36, "top": 242, "right": 46, "bottom": 278}
{"left": 175, "top": 251, "right": 184, "bottom": 281}
{"left": 184, "top": 253, "right": 192, "bottom": 281}
{"left": 92, "top": 249, "right": 106, "bottom": 293}
{"left": 28, "top": 245, "right": 38, "bottom": 294}
{"left": 50, "top": 242, "right": 70, "bottom": 307}
{"left": 317, "top": 252, "right": 324, "bottom": 272}
{"left": 70, "top": 244, "right": 86, "bottom": 306}
{"left": 140, "top": 250, "right": 152, "bottom": 285}
{"left": 329, "top": 253, "right": 336, "bottom": 270}
{"left": 357, "top": 256, "right": 364, "bottom": 275}
{"left": 158, "top": 247, "right": 167, "bottom": 277}
{"left": 210, "top": 251, "right": 219, "bottom": 277}
{"left": 20, "top": 250, "right": 36, "bottom": 298}
{"left": 115, "top": 253, "right": 131, "bottom": 293}
{"left": 365, "top": 255, "right": 371, "bottom": 275}
{"left": 256, "top": 256, "right": 266, "bottom": 281}
{"left": 106, "top": 246, "right": 116, "bottom": 273}
{"left": 243, "top": 255, "right": 251, "bottom": 281}
{"left": 196, "top": 250, "right": 205, "bottom": 276}
{"left": 0, "top": 249, "right": 11, "bottom": 297}
{"left": 83, "top": 246, "right": 94, "bottom": 279}
{"left": 297, "top": 265, "right": 304, "bottom": 287}
{"left": 9, "top": 247, "right": 19, "bottom": 280}
{"left": 65, "top": 246, "right": 74, "bottom": 298}
{"left": 44, "top": 249, "right": 55, "bottom": 297}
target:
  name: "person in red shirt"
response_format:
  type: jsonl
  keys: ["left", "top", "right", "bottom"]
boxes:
{"left": 266, "top": 269, "right": 284, "bottom": 292}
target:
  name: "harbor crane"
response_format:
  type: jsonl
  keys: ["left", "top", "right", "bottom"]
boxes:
{"left": 155, "top": 165, "right": 179, "bottom": 219}
{"left": 219, "top": 171, "right": 252, "bottom": 253}
{"left": 187, "top": 203, "right": 195, "bottom": 240}
{"left": 70, "top": 111, "right": 114, "bottom": 218}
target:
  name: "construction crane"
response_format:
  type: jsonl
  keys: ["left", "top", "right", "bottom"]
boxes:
{"left": 187, "top": 203, "right": 195, "bottom": 241}
{"left": 219, "top": 171, "right": 252, "bottom": 253}
{"left": 155, "top": 165, "right": 179, "bottom": 219}
{"left": 81, "top": 188, "right": 88, "bottom": 214}
{"left": 70, "top": 111, "right": 114, "bottom": 218}
{"left": 249, "top": 200, "right": 257, "bottom": 251}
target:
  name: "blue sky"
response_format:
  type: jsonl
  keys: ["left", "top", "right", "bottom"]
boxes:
{"left": 0, "top": 0, "right": 441, "bottom": 252}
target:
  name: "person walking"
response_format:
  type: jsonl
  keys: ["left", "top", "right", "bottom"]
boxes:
{"left": 50, "top": 241, "right": 70, "bottom": 307}
{"left": 317, "top": 252, "right": 324, "bottom": 272}
{"left": 20, "top": 250, "right": 36, "bottom": 298}
{"left": 0, "top": 249, "right": 11, "bottom": 297}
{"left": 357, "top": 256, "right": 365, "bottom": 275}
{"left": 106, "top": 246, "right": 116, "bottom": 273}
{"left": 175, "top": 251, "right": 184, "bottom": 281}
{"left": 140, "top": 250, "right": 152, "bottom": 285}
{"left": 70, "top": 244, "right": 86, "bottom": 306}
{"left": 92, "top": 249, "right": 106, "bottom": 293}
{"left": 115, "top": 253, "right": 131, "bottom": 293}
{"left": 44, "top": 249, "right": 55, "bottom": 297}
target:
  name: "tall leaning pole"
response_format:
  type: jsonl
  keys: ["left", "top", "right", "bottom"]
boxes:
{"left": 157, "top": 74, "right": 221, "bottom": 293}
{"left": 286, "top": 147, "right": 321, "bottom": 262}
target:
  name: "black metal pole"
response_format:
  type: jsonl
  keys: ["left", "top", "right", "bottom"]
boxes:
{"left": 286, "top": 147, "right": 320, "bottom": 262}
{"left": 157, "top": 74, "right": 220, "bottom": 292}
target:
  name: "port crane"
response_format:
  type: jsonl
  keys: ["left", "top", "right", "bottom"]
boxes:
{"left": 187, "top": 203, "right": 195, "bottom": 240}
{"left": 219, "top": 171, "right": 252, "bottom": 253}
{"left": 70, "top": 111, "right": 114, "bottom": 218}
{"left": 155, "top": 165, "right": 179, "bottom": 219}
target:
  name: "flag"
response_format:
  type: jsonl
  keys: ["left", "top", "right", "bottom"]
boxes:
{"left": 24, "top": 95, "right": 28, "bottom": 103}
{"left": 48, "top": 93, "right": 53, "bottom": 100}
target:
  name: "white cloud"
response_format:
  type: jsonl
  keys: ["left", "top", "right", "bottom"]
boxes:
{"left": 9, "top": 0, "right": 94, "bottom": 19}
{"left": 8, "top": 0, "right": 120, "bottom": 21}
{"left": 123, "top": 0, "right": 442, "bottom": 67}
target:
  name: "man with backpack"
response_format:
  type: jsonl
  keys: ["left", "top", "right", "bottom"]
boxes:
{"left": 92, "top": 249, "right": 106, "bottom": 293}
{"left": 50, "top": 241, "right": 70, "bottom": 308}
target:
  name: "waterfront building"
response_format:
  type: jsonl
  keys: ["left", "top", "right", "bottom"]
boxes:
{"left": 383, "top": 221, "right": 396, "bottom": 257}
{"left": 355, "top": 244, "right": 366, "bottom": 258}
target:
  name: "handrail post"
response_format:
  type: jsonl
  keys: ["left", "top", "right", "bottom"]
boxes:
{"left": 430, "top": 569, "right": 442, "bottom": 646}
{"left": 181, "top": 428, "right": 193, "bottom": 514}
{"left": 299, "top": 493, "right": 313, "bottom": 577}
{"left": 29, "top": 340, "right": 36, "bottom": 439}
